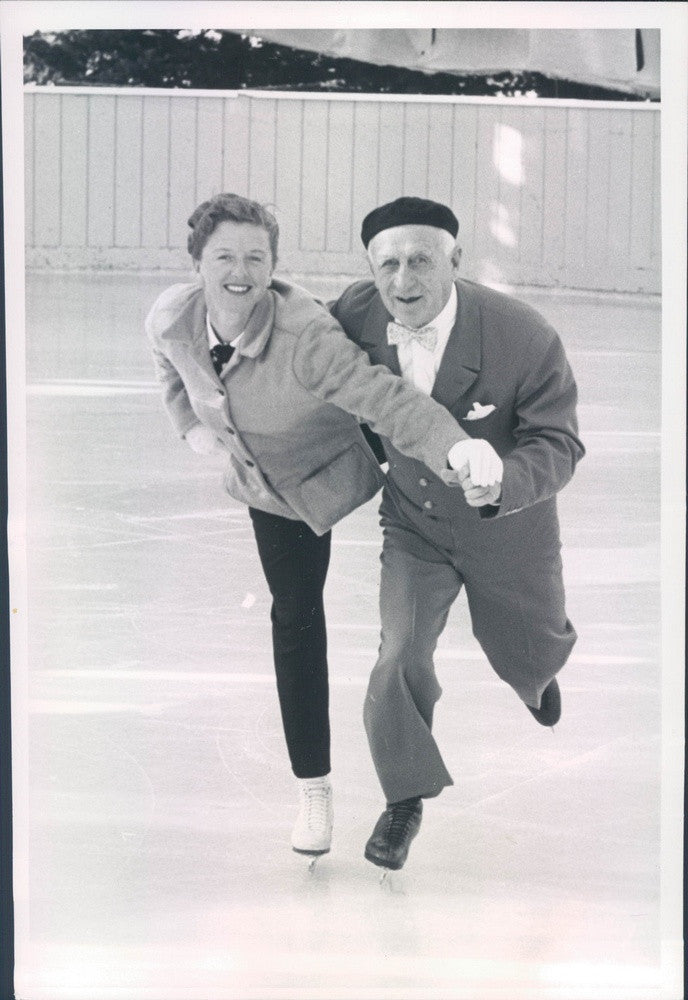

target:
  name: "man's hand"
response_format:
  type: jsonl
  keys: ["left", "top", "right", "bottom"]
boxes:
{"left": 446, "top": 438, "right": 503, "bottom": 487}
{"left": 442, "top": 463, "right": 502, "bottom": 506}
{"left": 456, "top": 464, "right": 502, "bottom": 507}
{"left": 185, "top": 423, "right": 223, "bottom": 456}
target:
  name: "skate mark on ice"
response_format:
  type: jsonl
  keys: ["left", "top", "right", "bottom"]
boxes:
{"left": 459, "top": 734, "right": 633, "bottom": 812}
{"left": 214, "top": 730, "right": 273, "bottom": 814}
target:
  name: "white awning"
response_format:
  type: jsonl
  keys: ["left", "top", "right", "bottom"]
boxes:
{"left": 241, "top": 29, "right": 660, "bottom": 97}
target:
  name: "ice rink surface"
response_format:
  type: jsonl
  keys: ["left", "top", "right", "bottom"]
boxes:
{"left": 13, "top": 271, "right": 678, "bottom": 998}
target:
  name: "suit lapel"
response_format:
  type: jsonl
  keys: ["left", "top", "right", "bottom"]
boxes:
{"left": 360, "top": 293, "right": 402, "bottom": 376}
{"left": 431, "top": 280, "right": 481, "bottom": 412}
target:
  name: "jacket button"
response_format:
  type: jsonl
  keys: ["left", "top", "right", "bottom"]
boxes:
{"left": 423, "top": 500, "right": 434, "bottom": 510}
{"left": 245, "top": 460, "right": 255, "bottom": 467}
{"left": 419, "top": 477, "right": 429, "bottom": 487}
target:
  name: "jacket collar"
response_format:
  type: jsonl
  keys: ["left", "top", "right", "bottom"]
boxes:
{"left": 160, "top": 282, "right": 275, "bottom": 361}
{"left": 359, "top": 292, "right": 402, "bottom": 376}
{"left": 236, "top": 291, "right": 275, "bottom": 359}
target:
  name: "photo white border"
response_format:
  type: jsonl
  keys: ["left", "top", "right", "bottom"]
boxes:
{"left": 2, "top": 3, "right": 686, "bottom": 998}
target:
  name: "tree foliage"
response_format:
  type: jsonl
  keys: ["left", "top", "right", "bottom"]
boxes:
{"left": 24, "top": 29, "right": 640, "bottom": 100}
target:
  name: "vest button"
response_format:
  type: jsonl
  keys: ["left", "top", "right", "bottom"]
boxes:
{"left": 245, "top": 459, "right": 255, "bottom": 467}
{"left": 226, "top": 427, "right": 235, "bottom": 434}
{"left": 419, "top": 477, "right": 429, "bottom": 487}
{"left": 423, "top": 500, "right": 434, "bottom": 510}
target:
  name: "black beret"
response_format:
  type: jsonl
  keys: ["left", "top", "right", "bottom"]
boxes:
{"left": 361, "top": 196, "right": 459, "bottom": 249}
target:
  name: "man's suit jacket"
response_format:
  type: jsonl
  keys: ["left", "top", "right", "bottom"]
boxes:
{"left": 331, "top": 278, "right": 585, "bottom": 551}
{"left": 146, "top": 277, "right": 468, "bottom": 536}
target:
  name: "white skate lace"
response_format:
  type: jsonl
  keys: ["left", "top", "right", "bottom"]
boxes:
{"left": 302, "top": 784, "right": 331, "bottom": 831}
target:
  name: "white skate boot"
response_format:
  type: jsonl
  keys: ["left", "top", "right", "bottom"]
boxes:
{"left": 291, "top": 775, "right": 333, "bottom": 864}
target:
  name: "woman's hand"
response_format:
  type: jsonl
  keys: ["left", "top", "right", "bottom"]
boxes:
{"left": 185, "top": 423, "right": 223, "bottom": 456}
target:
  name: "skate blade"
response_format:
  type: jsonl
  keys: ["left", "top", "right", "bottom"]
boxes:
{"left": 292, "top": 846, "right": 330, "bottom": 872}
{"left": 378, "top": 867, "right": 407, "bottom": 894}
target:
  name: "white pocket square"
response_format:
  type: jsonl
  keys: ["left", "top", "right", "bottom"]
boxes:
{"left": 464, "top": 402, "right": 496, "bottom": 421}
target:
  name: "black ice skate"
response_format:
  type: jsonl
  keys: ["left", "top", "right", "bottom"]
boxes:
{"left": 364, "top": 797, "right": 423, "bottom": 877}
{"left": 526, "top": 677, "right": 561, "bottom": 728}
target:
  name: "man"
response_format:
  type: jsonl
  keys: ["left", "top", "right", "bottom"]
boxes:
{"left": 330, "top": 197, "right": 584, "bottom": 871}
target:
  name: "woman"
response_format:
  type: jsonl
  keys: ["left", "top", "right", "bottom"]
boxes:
{"left": 146, "top": 193, "right": 469, "bottom": 859}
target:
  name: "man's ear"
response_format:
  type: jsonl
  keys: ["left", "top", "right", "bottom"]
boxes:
{"left": 451, "top": 245, "right": 462, "bottom": 275}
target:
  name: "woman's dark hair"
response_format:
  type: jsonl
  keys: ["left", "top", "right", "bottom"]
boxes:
{"left": 187, "top": 193, "right": 279, "bottom": 263}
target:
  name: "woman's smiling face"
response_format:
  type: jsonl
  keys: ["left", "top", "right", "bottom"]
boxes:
{"left": 196, "top": 221, "right": 274, "bottom": 334}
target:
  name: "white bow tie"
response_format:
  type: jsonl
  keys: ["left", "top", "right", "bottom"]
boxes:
{"left": 387, "top": 321, "right": 438, "bottom": 352}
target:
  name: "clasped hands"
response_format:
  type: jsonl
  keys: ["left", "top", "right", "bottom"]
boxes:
{"left": 443, "top": 438, "right": 503, "bottom": 507}
{"left": 187, "top": 423, "right": 502, "bottom": 507}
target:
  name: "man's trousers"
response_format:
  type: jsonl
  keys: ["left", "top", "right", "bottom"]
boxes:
{"left": 364, "top": 487, "right": 577, "bottom": 804}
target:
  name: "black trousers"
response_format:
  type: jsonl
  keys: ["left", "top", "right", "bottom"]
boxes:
{"left": 248, "top": 507, "right": 332, "bottom": 779}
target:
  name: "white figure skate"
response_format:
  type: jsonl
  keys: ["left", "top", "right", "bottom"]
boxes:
{"left": 291, "top": 775, "right": 333, "bottom": 871}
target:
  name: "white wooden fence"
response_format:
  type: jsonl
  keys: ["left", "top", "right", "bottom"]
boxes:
{"left": 24, "top": 87, "right": 660, "bottom": 292}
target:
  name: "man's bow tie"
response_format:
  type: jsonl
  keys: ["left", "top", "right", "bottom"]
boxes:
{"left": 386, "top": 321, "right": 438, "bottom": 352}
{"left": 210, "top": 342, "right": 234, "bottom": 375}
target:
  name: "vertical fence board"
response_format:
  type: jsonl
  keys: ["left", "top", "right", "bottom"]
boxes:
{"left": 542, "top": 107, "right": 568, "bottom": 281}
{"left": 87, "top": 95, "right": 116, "bottom": 247}
{"left": 195, "top": 97, "right": 225, "bottom": 204}
{"left": 300, "top": 102, "right": 328, "bottom": 250}
{"left": 426, "top": 104, "right": 454, "bottom": 208}
{"left": 248, "top": 97, "right": 276, "bottom": 205}
{"left": 34, "top": 93, "right": 62, "bottom": 246}
{"left": 564, "top": 108, "right": 589, "bottom": 272}
{"left": 492, "top": 107, "right": 523, "bottom": 270}
{"left": 377, "top": 103, "right": 405, "bottom": 205}
{"left": 114, "top": 96, "right": 143, "bottom": 247}
{"left": 651, "top": 112, "right": 661, "bottom": 270}
{"left": 141, "top": 97, "right": 170, "bottom": 248}
{"left": 402, "top": 103, "right": 429, "bottom": 195}
{"left": 451, "top": 104, "right": 478, "bottom": 259}
{"left": 629, "top": 113, "right": 654, "bottom": 270}
{"left": 222, "top": 95, "right": 250, "bottom": 196}
{"left": 473, "top": 105, "right": 503, "bottom": 267}
{"left": 168, "top": 97, "right": 198, "bottom": 251}
{"left": 607, "top": 111, "right": 633, "bottom": 271}
{"left": 585, "top": 110, "right": 611, "bottom": 266}
{"left": 326, "top": 101, "right": 355, "bottom": 252}
{"left": 24, "top": 93, "right": 35, "bottom": 246}
{"left": 518, "top": 106, "right": 545, "bottom": 274}
{"left": 274, "top": 99, "right": 303, "bottom": 255}
{"left": 60, "top": 94, "right": 88, "bottom": 247}
{"left": 351, "top": 102, "right": 381, "bottom": 253}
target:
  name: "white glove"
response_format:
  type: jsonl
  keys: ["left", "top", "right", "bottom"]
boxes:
{"left": 447, "top": 438, "right": 503, "bottom": 487}
{"left": 185, "top": 423, "right": 222, "bottom": 456}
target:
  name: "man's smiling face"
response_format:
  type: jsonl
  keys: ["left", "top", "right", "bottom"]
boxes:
{"left": 196, "top": 221, "right": 274, "bottom": 334}
{"left": 367, "top": 224, "right": 461, "bottom": 329}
